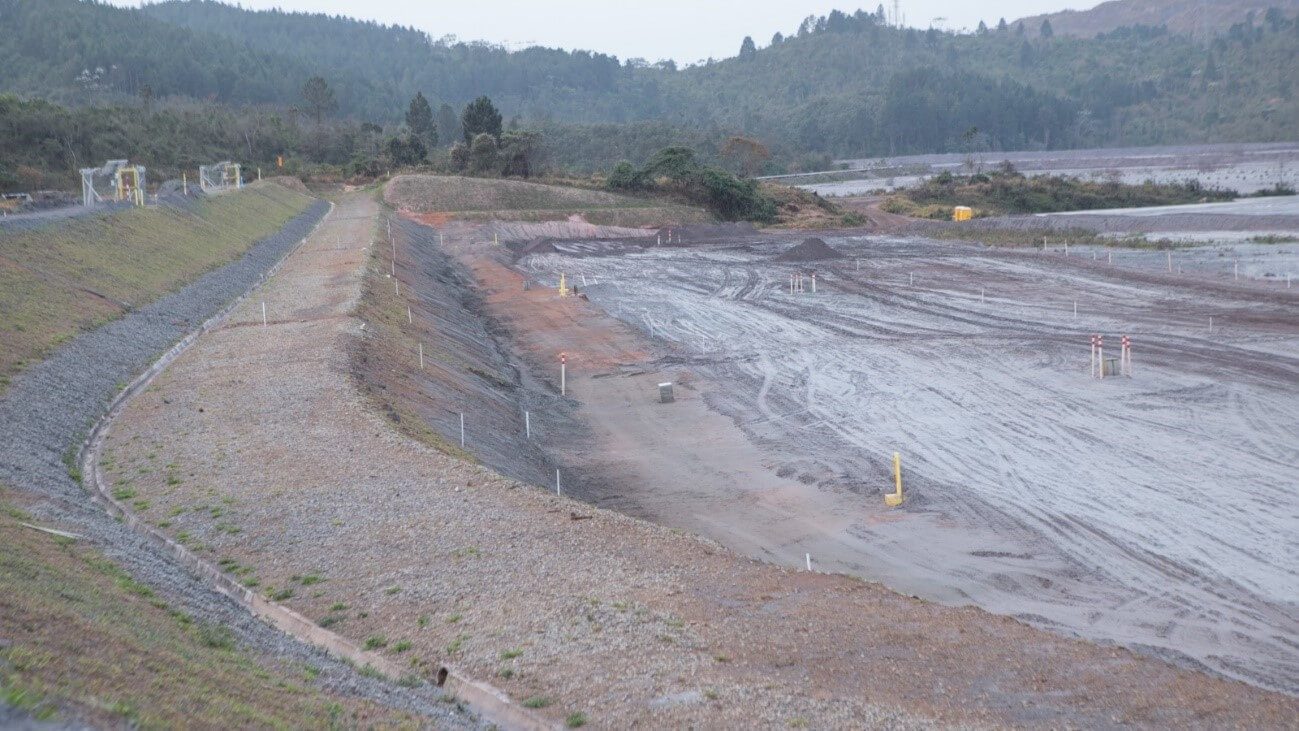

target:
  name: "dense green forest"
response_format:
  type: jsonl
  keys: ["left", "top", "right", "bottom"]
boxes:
{"left": 0, "top": 0, "right": 1296, "bottom": 177}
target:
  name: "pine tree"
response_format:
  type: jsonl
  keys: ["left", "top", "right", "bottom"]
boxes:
{"left": 739, "top": 36, "right": 757, "bottom": 59}
{"left": 461, "top": 96, "right": 502, "bottom": 144}
{"left": 405, "top": 91, "right": 436, "bottom": 148}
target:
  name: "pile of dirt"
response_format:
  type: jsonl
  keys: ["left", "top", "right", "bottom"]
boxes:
{"left": 775, "top": 237, "right": 846, "bottom": 262}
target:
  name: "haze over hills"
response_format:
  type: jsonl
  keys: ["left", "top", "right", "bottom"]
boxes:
{"left": 0, "top": 0, "right": 1296, "bottom": 177}
{"left": 1018, "top": 0, "right": 1299, "bottom": 38}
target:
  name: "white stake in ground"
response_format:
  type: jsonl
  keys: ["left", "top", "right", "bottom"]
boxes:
{"left": 407, "top": 306, "right": 412, "bottom": 324}
{"left": 1121, "top": 335, "right": 1132, "bottom": 377}
{"left": 525, "top": 410, "right": 531, "bottom": 439}
{"left": 910, "top": 272, "right": 914, "bottom": 287}
{"left": 811, "top": 272, "right": 817, "bottom": 293}
{"left": 1098, "top": 335, "right": 1105, "bottom": 380}
{"left": 418, "top": 343, "right": 424, "bottom": 369}
{"left": 460, "top": 413, "right": 465, "bottom": 448}
{"left": 261, "top": 301, "right": 267, "bottom": 326}
{"left": 805, "top": 553, "right": 812, "bottom": 571}
{"left": 1167, "top": 251, "right": 1172, "bottom": 272}
{"left": 1209, "top": 316, "right": 1214, "bottom": 333}
{"left": 395, "top": 279, "right": 400, "bottom": 296}
{"left": 560, "top": 352, "right": 567, "bottom": 396}
{"left": 1108, "top": 251, "right": 1112, "bottom": 265}
{"left": 1090, "top": 334, "right": 1098, "bottom": 379}
{"left": 980, "top": 288, "right": 985, "bottom": 304}
{"left": 555, "top": 469, "right": 561, "bottom": 496}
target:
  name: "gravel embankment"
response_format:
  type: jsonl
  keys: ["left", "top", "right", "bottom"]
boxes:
{"left": 0, "top": 198, "right": 474, "bottom": 727}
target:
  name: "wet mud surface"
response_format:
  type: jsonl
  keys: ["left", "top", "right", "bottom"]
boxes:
{"left": 511, "top": 228, "right": 1299, "bottom": 695}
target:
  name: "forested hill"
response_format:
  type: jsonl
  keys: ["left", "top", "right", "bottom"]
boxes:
{"left": 1017, "top": 0, "right": 1299, "bottom": 39}
{"left": 1, "top": 0, "right": 1297, "bottom": 161}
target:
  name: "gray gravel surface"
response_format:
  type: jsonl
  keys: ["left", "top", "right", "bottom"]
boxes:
{"left": 0, "top": 198, "right": 476, "bottom": 727}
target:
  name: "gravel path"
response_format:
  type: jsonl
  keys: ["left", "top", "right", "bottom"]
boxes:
{"left": 0, "top": 196, "right": 474, "bottom": 727}
{"left": 102, "top": 191, "right": 1299, "bottom": 728}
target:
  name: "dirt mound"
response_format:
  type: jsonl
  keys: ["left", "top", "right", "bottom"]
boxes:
{"left": 385, "top": 175, "right": 628, "bottom": 213}
{"left": 775, "top": 237, "right": 846, "bottom": 262}
{"left": 264, "top": 176, "right": 311, "bottom": 194}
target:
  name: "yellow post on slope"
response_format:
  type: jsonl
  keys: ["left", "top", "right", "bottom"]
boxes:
{"left": 558, "top": 273, "right": 569, "bottom": 297}
{"left": 884, "top": 451, "right": 904, "bottom": 506}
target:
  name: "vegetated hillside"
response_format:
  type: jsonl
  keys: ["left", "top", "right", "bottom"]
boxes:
{"left": 0, "top": 182, "right": 313, "bottom": 391}
{"left": 1017, "top": 0, "right": 1299, "bottom": 38}
{"left": 880, "top": 168, "right": 1235, "bottom": 219}
{"left": 2, "top": 1, "right": 1297, "bottom": 166}
{"left": 0, "top": 0, "right": 387, "bottom": 113}
{"left": 0, "top": 487, "right": 415, "bottom": 727}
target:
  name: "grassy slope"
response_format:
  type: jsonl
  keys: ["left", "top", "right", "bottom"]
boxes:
{"left": 0, "top": 183, "right": 314, "bottom": 392}
{"left": 0, "top": 488, "right": 415, "bottom": 727}
{"left": 384, "top": 175, "right": 710, "bottom": 226}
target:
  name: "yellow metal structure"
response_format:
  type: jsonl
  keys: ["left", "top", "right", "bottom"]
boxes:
{"left": 952, "top": 206, "right": 973, "bottom": 222}
{"left": 558, "top": 273, "right": 570, "bottom": 297}
{"left": 884, "top": 451, "right": 904, "bottom": 506}
{"left": 115, "top": 167, "right": 144, "bottom": 206}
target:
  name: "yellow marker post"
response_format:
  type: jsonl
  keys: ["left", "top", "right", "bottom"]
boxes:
{"left": 884, "top": 452, "right": 904, "bottom": 506}
{"left": 558, "top": 273, "right": 569, "bottom": 297}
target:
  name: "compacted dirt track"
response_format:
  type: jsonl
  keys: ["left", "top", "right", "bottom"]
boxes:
{"left": 102, "top": 193, "right": 1299, "bottom": 728}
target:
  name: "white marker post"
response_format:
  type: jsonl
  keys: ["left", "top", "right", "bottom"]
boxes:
{"left": 560, "top": 352, "right": 567, "bottom": 396}
{"left": 910, "top": 272, "right": 914, "bottom": 287}
{"left": 805, "top": 553, "right": 812, "bottom": 571}
{"left": 418, "top": 343, "right": 424, "bottom": 369}
{"left": 980, "top": 288, "right": 985, "bottom": 304}
{"left": 261, "top": 301, "right": 267, "bottom": 327}
{"left": 1098, "top": 335, "right": 1104, "bottom": 380}
{"left": 1209, "top": 316, "right": 1214, "bottom": 333}
{"left": 525, "top": 410, "right": 531, "bottom": 439}
{"left": 1090, "top": 334, "right": 1098, "bottom": 379}
{"left": 1167, "top": 251, "right": 1172, "bottom": 272}
{"left": 1121, "top": 335, "right": 1132, "bottom": 377}
{"left": 1064, "top": 241, "right": 1068, "bottom": 256}
{"left": 556, "top": 469, "right": 561, "bottom": 496}
{"left": 407, "top": 306, "right": 413, "bottom": 324}
{"left": 1108, "top": 251, "right": 1112, "bottom": 265}
{"left": 395, "top": 279, "right": 400, "bottom": 296}
{"left": 460, "top": 413, "right": 466, "bottom": 448}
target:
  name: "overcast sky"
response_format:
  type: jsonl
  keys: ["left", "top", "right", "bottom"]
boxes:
{"left": 110, "top": 1, "right": 1098, "bottom": 64}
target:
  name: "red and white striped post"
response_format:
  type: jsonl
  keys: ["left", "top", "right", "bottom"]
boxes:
{"left": 1121, "top": 335, "right": 1132, "bottom": 377}
{"left": 560, "top": 352, "right": 567, "bottom": 396}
